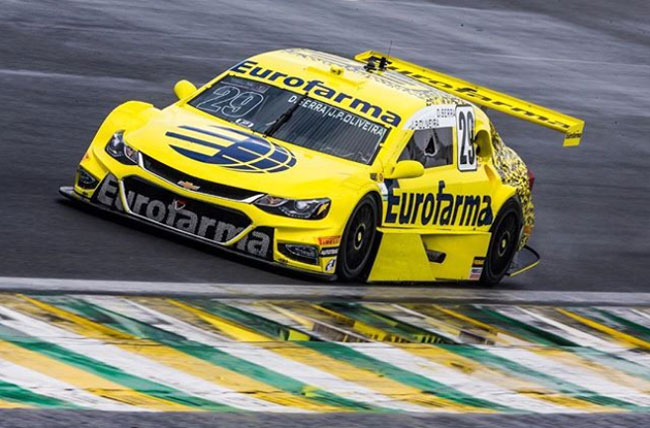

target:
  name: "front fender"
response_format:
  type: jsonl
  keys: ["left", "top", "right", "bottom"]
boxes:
{"left": 90, "top": 101, "right": 160, "bottom": 152}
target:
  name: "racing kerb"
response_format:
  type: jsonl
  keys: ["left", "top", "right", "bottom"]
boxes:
{"left": 2, "top": 278, "right": 650, "bottom": 414}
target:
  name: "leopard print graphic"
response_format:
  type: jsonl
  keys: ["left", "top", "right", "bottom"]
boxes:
{"left": 490, "top": 123, "right": 534, "bottom": 249}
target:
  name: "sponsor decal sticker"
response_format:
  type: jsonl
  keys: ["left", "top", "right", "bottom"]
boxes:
{"left": 385, "top": 180, "right": 493, "bottom": 227}
{"left": 378, "top": 57, "right": 576, "bottom": 131}
{"left": 325, "top": 258, "right": 337, "bottom": 272}
{"left": 469, "top": 257, "right": 485, "bottom": 280}
{"left": 318, "top": 236, "right": 341, "bottom": 246}
{"left": 405, "top": 105, "right": 456, "bottom": 130}
{"left": 167, "top": 125, "right": 296, "bottom": 173}
{"left": 93, "top": 175, "right": 273, "bottom": 259}
{"left": 320, "top": 247, "right": 339, "bottom": 257}
{"left": 230, "top": 60, "right": 402, "bottom": 127}
{"left": 171, "top": 199, "right": 187, "bottom": 211}
{"left": 378, "top": 182, "right": 389, "bottom": 201}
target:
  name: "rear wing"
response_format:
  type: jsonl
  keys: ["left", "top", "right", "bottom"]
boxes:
{"left": 355, "top": 51, "right": 584, "bottom": 146}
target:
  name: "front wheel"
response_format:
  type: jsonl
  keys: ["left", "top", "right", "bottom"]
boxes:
{"left": 337, "top": 195, "right": 379, "bottom": 281}
{"left": 480, "top": 199, "right": 523, "bottom": 286}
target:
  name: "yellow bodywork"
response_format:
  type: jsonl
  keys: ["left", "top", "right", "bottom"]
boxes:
{"left": 69, "top": 48, "right": 583, "bottom": 282}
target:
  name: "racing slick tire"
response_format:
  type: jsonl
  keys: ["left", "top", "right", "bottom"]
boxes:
{"left": 337, "top": 194, "right": 379, "bottom": 282}
{"left": 480, "top": 198, "right": 523, "bottom": 286}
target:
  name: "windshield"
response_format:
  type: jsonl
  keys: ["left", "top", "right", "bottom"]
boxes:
{"left": 189, "top": 75, "right": 388, "bottom": 164}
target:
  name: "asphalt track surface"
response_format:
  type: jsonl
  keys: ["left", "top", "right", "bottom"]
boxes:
{"left": 1, "top": 0, "right": 649, "bottom": 426}
{"left": 1, "top": 0, "right": 650, "bottom": 291}
{"left": 3, "top": 411, "right": 650, "bottom": 428}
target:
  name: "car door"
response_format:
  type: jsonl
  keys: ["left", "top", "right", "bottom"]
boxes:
{"left": 383, "top": 105, "right": 493, "bottom": 231}
{"left": 375, "top": 105, "right": 495, "bottom": 281}
{"left": 383, "top": 124, "right": 464, "bottom": 229}
{"left": 383, "top": 105, "right": 495, "bottom": 231}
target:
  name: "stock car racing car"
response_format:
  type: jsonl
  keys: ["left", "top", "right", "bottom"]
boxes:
{"left": 60, "top": 48, "right": 584, "bottom": 284}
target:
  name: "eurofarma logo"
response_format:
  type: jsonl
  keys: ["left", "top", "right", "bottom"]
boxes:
{"left": 385, "top": 180, "right": 493, "bottom": 227}
{"left": 230, "top": 60, "right": 402, "bottom": 127}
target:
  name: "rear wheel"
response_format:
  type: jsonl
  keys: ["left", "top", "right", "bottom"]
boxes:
{"left": 480, "top": 199, "right": 522, "bottom": 286}
{"left": 337, "top": 195, "right": 379, "bottom": 281}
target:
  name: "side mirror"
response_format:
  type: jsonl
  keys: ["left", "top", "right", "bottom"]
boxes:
{"left": 385, "top": 160, "right": 424, "bottom": 180}
{"left": 473, "top": 130, "right": 493, "bottom": 159}
{"left": 174, "top": 80, "right": 197, "bottom": 100}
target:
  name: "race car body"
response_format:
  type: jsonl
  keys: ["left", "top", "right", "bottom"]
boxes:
{"left": 60, "top": 48, "right": 584, "bottom": 284}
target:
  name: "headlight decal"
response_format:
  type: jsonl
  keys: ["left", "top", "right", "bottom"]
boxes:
{"left": 254, "top": 195, "right": 330, "bottom": 220}
{"left": 105, "top": 131, "right": 139, "bottom": 165}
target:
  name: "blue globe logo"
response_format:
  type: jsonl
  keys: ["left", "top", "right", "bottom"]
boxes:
{"left": 166, "top": 125, "right": 297, "bottom": 173}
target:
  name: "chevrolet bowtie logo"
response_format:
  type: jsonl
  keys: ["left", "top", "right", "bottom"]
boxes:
{"left": 177, "top": 180, "right": 200, "bottom": 191}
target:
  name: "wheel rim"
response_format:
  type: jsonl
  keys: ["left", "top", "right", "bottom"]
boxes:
{"left": 489, "top": 213, "right": 518, "bottom": 275}
{"left": 344, "top": 203, "right": 376, "bottom": 273}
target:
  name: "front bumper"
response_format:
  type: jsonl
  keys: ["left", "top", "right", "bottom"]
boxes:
{"left": 65, "top": 149, "right": 343, "bottom": 277}
{"left": 59, "top": 183, "right": 337, "bottom": 280}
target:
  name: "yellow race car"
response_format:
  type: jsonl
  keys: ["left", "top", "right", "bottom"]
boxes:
{"left": 60, "top": 48, "right": 584, "bottom": 284}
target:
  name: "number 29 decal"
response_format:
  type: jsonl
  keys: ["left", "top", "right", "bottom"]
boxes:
{"left": 196, "top": 85, "right": 264, "bottom": 119}
{"left": 456, "top": 105, "right": 476, "bottom": 172}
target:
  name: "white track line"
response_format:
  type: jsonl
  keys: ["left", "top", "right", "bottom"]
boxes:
{"left": 483, "top": 346, "right": 650, "bottom": 407}
{"left": 345, "top": 342, "right": 577, "bottom": 414}
{"left": 0, "top": 358, "right": 138, "bottom": 411}
{"left": 0, "top": 304, "right": 306, "bottom": 413}
{"left": 85, "top": 296, "right": 442, "bottom": 413}
{"left": 502, "top": 307, "right": 650, "bottom": 370}
{"left": 226, "top": 300, "right": 576, "bottom": 413}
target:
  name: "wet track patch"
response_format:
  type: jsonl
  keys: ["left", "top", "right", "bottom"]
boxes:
{"left": 1, "top": 293, "right": 650, "bottom": 413}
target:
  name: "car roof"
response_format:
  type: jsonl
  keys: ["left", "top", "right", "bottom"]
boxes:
{"left": 238, "top": 48, "right": 467, "bottom": 128}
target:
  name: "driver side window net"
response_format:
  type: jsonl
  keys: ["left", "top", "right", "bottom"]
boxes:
{"left": 399, "top": 127, "right": 453, "bottom": 168}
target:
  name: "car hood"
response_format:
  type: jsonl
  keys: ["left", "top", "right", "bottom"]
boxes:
{"left": 123, "top": 106, "right": 368, "bottom": 198}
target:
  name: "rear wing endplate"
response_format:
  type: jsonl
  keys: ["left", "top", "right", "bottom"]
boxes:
{"left": 355, "top": 51, "right": 584, "bottom": 146}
